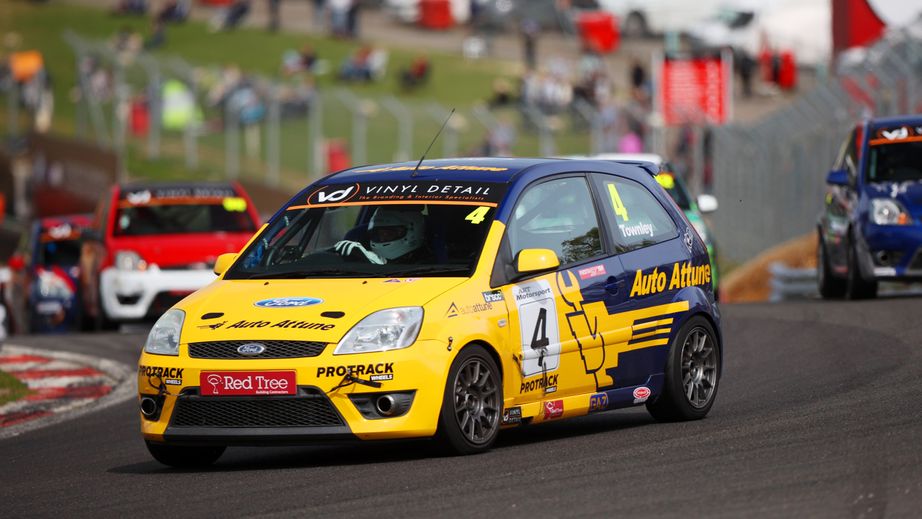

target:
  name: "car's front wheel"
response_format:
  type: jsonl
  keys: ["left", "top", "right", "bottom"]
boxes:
{"left": 647, "top": 316, "right": 720, "bottom": 422}
{"left": 846, "top": 236, "right": 878, "bottom": 300}
{"left": 437, "top": 345, "right": 502, "bottom": 455}
{"left": 817, "top": 233, "right": 846, "bottom": 299}
{"left": 145, "top": 441, "right": 225, "bottom": 468}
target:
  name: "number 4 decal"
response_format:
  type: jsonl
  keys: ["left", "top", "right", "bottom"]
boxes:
{"left": 465, "top": 206, "right": 490, "bottom": 224}
{"left": 512, "top": 280, "right": 560, "bottom": 377}
{"left": 607, "top": 183, "right": 629, "bottom": 222}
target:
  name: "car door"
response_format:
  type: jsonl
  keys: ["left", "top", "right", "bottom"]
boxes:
{"left": 496, "top": 175, "right": 624, "bottom": 402}
{"left": 823, "top": 127, "right": 860, "bottom": 272}
{"left": 591, "top": 172, "right": 693, "bottom": 390}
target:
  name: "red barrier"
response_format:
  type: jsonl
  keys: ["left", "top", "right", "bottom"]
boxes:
{"left": 778, "top": 51, "right": 797, "bottom": 90}
{"left": 577, "top": 12, "right": 619, "bottom": 54}
{"left": 419, "top": 0, "right": 453, "bottom": 30}
{"left": 326, "top": 140, "right": 351, "bottom": 174}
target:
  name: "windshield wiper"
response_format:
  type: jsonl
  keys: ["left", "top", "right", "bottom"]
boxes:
{"left": 244, "top": 267, "right": 362, "bottom": 279}
{"left": 380, "top": 265, "right": 472, "bottom": 277}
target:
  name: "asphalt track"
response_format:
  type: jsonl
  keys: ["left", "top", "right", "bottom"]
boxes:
{"left": 2, "top": 299, "right": 921, "bottom": 518}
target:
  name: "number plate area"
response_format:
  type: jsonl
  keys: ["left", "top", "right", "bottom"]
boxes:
{"left": 512, "top": 280, "right": 561, "bottom": 377}
{"left": 199, "top": 371, "right": 297, "bottom": 396}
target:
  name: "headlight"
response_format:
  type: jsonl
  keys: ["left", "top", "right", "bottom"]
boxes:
{"left": 37, "top": 270, "right": 74, "bottom": 299}
{"left": 334, "top": 307, "right": 423, "bottom": 355}
{"left": 145, "top": 309, "right": 184, "bottom": 356}
{"left": 115, "top": 250, "right": 148, "bottom": 271}
{"left": 871, "top": 198, "right": 911, "bottom": 225}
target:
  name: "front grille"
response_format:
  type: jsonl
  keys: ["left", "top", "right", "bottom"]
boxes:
{"left": 188, "top": 340, "right": 327, "bottom": 359}
{"left": 171, "top": 388, "right": 343, "bottom": 428}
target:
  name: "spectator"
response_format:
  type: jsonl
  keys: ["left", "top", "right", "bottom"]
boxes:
{"left": 311, "top": 0, "right": 326, "bottom": 31}
{"left": 487, "top": 78, "right": 514, "bottom": 109}
{"left": 268, "top": 0, "right": 281, "bottom": 32}
{"left": 156, "top": 0, "right": 189, "bottom": 23}
{"left": 629, "top": 56, "right": 648, "bottom": 101}
{"left": 520, "top": 18, "right": 540, "bottom": 71}
{"left": 222, "top": 0, "right": 252, "bottom": 31}
{"left": 346, "top": 0, "right": 361, "bottom": 39}
{"left": 618, "top": 117, "right": 644, "bottom": 153}
{"left": 329, "top": 0, "right": 350, "bottom": 38}
{"left": 111, "top": 0, "right": 148, "bottom": 16}
{"left": 736, "top": 49, "right": 755, "bottom": 98}
{"left": 400, "top": 55, "right": 430, "bottom": 90}
{"left": 338, "top": 45, "right": 373, "bottom": 82}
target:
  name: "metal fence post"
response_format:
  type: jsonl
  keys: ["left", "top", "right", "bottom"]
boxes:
{"left": 310, "top": 91, "right": 325, "bottom": 178}
{"left": 225, "top": 101, "right": 240, "bottom": 180}
{"left": 139, "top": 56, "right": 161, "bottom": 159}
{"left": 266, "top": 81, "right": 281, "bottom": 186}
{"left": 572, "top": 100, "right": 601, "bottom": 155}
{"left": 382, "top": 96, "right": 413, "bottom": 162}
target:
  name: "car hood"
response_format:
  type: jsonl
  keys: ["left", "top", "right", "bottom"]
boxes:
{"left": 111, "top": 233, "right": 254, "bottom": 268}
{"left": 178, "top": 277, "right": 468, "bottom": 343}
{"left": 866, "top": 180, "right": 922, "bottom": 218}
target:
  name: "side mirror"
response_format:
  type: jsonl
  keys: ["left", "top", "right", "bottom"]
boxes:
{"left": 515, "top": 248, "right": 560, "bottom": 275}
{"left": 826, "top": 169, "right": 849, "bottom": 187}
{"left": 697, "top": 194, "right": 718, "bottom": 214}
{"left": 213, "top": 253, "right": 238, "bottom": 276}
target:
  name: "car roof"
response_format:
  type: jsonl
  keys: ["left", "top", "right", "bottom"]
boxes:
{"left": 867, "top": 115, "right": 922, "bottom": 129}
{"left": 559, "top": 153, "right": 666, "bottom": 165}
{"left": 37, "top": 213, "right": 93, "bottom": 229}
{"left": 327, "top": 157, "right": 564, "bottom": 184}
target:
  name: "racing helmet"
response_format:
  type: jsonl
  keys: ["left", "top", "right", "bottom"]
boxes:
{"left": 368, "top": 208, "right": 425, "bottom": 261}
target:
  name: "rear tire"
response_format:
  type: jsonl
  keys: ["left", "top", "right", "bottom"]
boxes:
{"left": 436, "top": 345, "right": 502, "bottom": 455}
{"left": 846, "top": 237, "right": 878, "bottom": 300}
{"left": 817, "top": 234, "right": 846, "bottom": 299}
{"left": 647, "top": 316, "right": 720, "bottom": 422}
{"left": 145, "top": 441, "right": 225, "bottom": 468}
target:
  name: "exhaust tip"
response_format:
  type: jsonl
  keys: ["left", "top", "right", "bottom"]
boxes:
{"left": 140, "top": 396, "right": 159, "bottom": 417}
{"left": 375, "top": 395, "right": 397, "bottom": 417}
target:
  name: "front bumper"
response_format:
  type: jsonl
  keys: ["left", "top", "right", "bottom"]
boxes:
{"left": 139, "top": 339, "right": 449, "bottom": 445}
{"left": 861, "top": 224, "right": 922, "bottom": 279}
{"left": 101, "top": 267, "right": 216, "bottom": 320}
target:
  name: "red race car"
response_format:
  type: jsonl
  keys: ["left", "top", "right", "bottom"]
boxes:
{"left": 79, "top": 181, "right": 261, "bottom": 328}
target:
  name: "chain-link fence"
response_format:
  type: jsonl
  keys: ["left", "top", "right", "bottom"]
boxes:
{"left": 711, "top": 30, "right": 922, "bottom": 265}
{"left": 59, "top": 32, "right": 632, "bottom": 192}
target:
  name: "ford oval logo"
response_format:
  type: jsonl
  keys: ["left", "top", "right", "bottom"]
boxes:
{"left": 254, "top": 297, "right": 323, "bottom": 308}
{"left": 237, "top": 343, "right": 266, "bottom": 356}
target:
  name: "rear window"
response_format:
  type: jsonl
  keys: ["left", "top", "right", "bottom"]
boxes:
{"left": 114, "top": 186, "right": 256, "bottom": 236}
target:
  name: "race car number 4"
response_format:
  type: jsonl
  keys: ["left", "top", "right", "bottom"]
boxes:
{"left": 200, "top": 371, "right": 297, "bottom": 396}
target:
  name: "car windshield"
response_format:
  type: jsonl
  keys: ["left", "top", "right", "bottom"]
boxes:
{"left": 113, "top": 203, "right": 255, "bottom": 236}
{"left": 655, "top": 173, "right": 692, "bottom": 210}
{"left": 867, "top": 141, "right": 922, "bottom": 183}
{"left": 226, "top": 202, "right": 497, "bottom": 279}
{"left": 37, "top": 239, "right": 81, "bottom": 266}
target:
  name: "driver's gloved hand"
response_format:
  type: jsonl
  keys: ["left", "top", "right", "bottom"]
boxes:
{"left": 333, "top": 240, "right": 386, "bottom": 265}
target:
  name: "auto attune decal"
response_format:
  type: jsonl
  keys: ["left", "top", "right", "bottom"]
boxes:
{"left": 254, "top": 297, "right": 323, "bottom": 308}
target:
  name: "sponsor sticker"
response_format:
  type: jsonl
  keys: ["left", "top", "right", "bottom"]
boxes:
{"left": 630, "top": 261, "right": 712, "bottom": 298}
{"left": 316, "top": 363, "right": 394, "bottom": 378}
{"left": 225, "top": 319, "right": 335, "bottom": 331}
{"left": 633, "top": 386, "right": 651, "bottom": 403}
{"left": 482, "top": 290, "right": 504, "bottom": 303}
{"left": 513, "top": 280, "right": 560, "bottom": 377}
{"left": 254, "top": 297, "right": 323, "bottom": 308}
{"left": 543, "top": 400, "right": 564, "bottom": 420}
{"left": 502, "top": 406, "right": 523, "bottom": 425}
{"left": 446, "top": 301, "right": 493, "bottom": 318}
{"left": 197, "top": 321, "right": 227, "bottom": 330}
{"left": 139, "top": 365, "right": 184, "bottom": 386}
{"left": 301, "top": 181, "right": 507, "bottom": 208}
{"left": 577, "top": 264, "right": 607, "bottom": 280}
{"left": 589, "top": 392, "right": 609, "bottom": 412}
{"left": 200, "top": 371, "right": 297, "bottom": 396}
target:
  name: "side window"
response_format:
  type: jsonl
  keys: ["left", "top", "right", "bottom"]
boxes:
{"left": 507, "top": 177, "right": 603, "bottom": 265}
{"left": 593, "top": 175, "right": 677, "bottom": 252}
{"left": 844, "top": 128, "right": 859, "bottom": 182}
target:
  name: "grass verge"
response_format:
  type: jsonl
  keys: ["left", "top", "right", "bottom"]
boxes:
{"left": 0, "top": 370, "right": 29, "bottom": 407}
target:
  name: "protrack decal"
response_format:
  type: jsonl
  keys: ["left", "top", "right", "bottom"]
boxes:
{"left": 316, "top": 363, "right": 394, "bottom": 378}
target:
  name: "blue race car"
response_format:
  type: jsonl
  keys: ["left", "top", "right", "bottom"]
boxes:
{"left": 26, "top": 214, "right": 93, "bottom": 332}
{"left": 818, "top": 115, "right": 922, "bottom": 299}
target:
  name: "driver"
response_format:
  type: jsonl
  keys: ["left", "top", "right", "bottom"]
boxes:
{"left": 334, "top": 208, "right": 425, "bottom": 264}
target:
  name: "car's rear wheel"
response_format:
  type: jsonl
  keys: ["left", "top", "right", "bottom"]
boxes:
{"left": 437, "top": 345, "right": 502, "bottom": 455}
{"left": 145, "top": 441, "right": 225, "bottom": 468}
{"left": 846, "top": 236, "right": 878, "bottom": 300}
{"left": 817, "top": 233, "right": 846, "bottom": 299}
{"left": 647, "top": 316, "right": 720, "bottom": 422}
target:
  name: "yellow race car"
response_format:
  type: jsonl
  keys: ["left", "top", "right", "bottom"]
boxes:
{"left": 138, "top": 158, "right": 722, "bottom": 467}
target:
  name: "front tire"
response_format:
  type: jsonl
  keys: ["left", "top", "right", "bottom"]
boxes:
{"left": 846, "top": 236, "right": 878, "bottom": 300}
{"left": 647, "top": 316, "right": 720, "bottom": 422}
{"left": 145, "top": 441, "right": 225, "bottom": 468}
{"left": 817, "top": 233, "right": 846, "bottom": 299}
{"left": 437, "top": 345, "right": 502, "bottom": 455}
